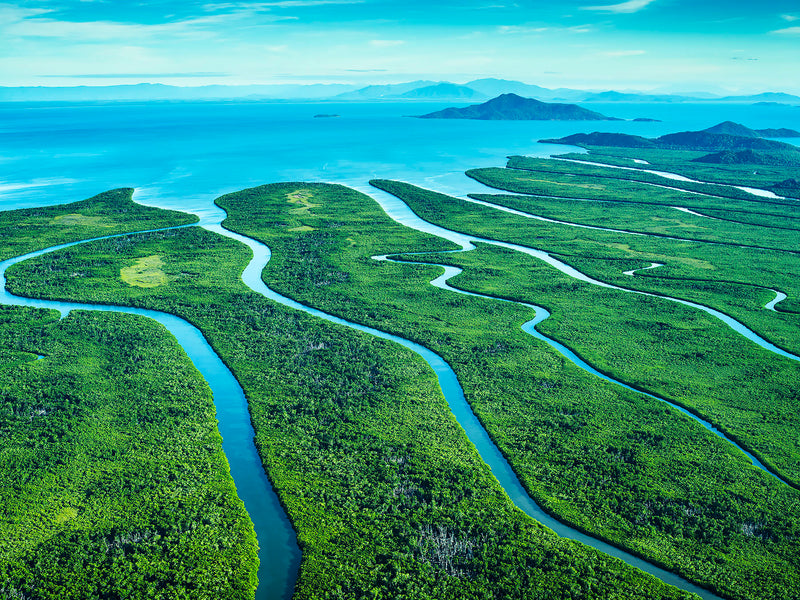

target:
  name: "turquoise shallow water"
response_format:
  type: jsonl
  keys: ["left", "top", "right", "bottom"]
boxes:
{"left": 1, "top": 100, "right": 798, "bottom": 213}
{"left": 1, "top": 100, "right": 797, "bottom": 599}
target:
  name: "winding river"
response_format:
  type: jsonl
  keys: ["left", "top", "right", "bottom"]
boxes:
{"left": 204, "top": 220, "right": 724, "bottom": 600}
{"left": 5, "top": 179, "right": 794, "bottom": 599}
{"left": 373, "top": 253, "right": 784, "bottom": 485}
{"left": 0, "top": 224, "right": 300, "bottom": 600}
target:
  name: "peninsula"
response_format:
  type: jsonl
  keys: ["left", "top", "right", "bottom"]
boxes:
{"left": 540, "top": 121, "right": 800, "bottom": 153}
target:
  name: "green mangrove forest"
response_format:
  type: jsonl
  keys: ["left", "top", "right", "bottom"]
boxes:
{"left": 1, "top": 141, "right": 798, "bottom": 599}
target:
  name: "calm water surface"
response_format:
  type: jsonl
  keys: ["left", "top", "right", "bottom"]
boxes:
{"left": 2, "top": 100, "right": 798, "bottom": 213}
{"left": 2, "top": 99, "right": 797, "bottom": 599}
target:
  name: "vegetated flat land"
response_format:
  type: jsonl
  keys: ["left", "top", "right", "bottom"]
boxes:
{"left": 0, "top": 307, "right": 257, "bottom": 599}
{"left": 0, "top": 188, "right": 197, "bottom": 262}
{"left": 0, "top": 194, "right": 255, "bottom": 599}
{"left": 5, "top": 219, "right": 690, "bottom": 599}
{"left": 206, "top": 183, "right": 795, "bottom": 600}
{"left": 3, "top": 146, "right": 799, "bottom": 600}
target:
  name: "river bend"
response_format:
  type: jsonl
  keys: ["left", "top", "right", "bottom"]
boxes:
{"left": 373, "top": 253, "right": 786, "bottom": 486}
{"left": 6, "top": 189, "right": 781, "bottom": 599}
{"left": 0, "top": 226, "right": 300, "bottom": 600}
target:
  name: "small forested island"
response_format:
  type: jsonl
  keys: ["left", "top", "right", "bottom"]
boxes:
{"left": 313, "top": 113, "right": 339, "bottom": 118}
{"left": 417, "top": 92, "right": 621, "bottom": 120}
{"left": 1, "top": 125, "right": 799, "bottom": 600}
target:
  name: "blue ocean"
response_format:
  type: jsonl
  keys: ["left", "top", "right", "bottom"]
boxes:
{"left": 2, "top": 100, "right": 798, "bottom": 215}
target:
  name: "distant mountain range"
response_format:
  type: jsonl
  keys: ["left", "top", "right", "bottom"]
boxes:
{"left": 417, "top": 93, "right": 620, "bottom": 121}
{"left": 540, "top": 122, "right": 800, "bottom": 165}
{"left": 400, "top": 83, "right": 486, "bottom": 100}
{"left": 332, "top": 80, "right": 437, "bottom": 100}
{"left": 3, "top": 79, "right": 800, "bottom": 104}
{"left": 0, "top": 82, "right": 357, "bottom": 102}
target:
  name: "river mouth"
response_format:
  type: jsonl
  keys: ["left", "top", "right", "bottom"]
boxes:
{"left": 7, "top": 173, "right": 794, "bottom": 599}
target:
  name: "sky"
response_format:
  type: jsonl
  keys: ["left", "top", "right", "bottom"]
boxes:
{"left": 2, "top": 0, "right": 799, "bottom": 93}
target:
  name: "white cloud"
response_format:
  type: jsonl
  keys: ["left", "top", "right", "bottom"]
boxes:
{"left": 771, "top": 26, "right": 800, "bottom": 34}
{"left": 497, "top": 25, "right": 548, "bottom": 34}
{"left": 260, "top": 0, "right": 363, "bottom": 5}
{"left": 780, "top": 14, "right": 799, "bottom": 22}
{"left": 583, "top": 0, "right": 657, "bottom": 14}
{"left": 0, "top": 3, "right": 53, "bottom": 21}
{"left": 204, "top": 0, "right": 363, "bottom": 9}
{"left": 497, "top": 24, "right": 593, "bottom": 35}
{"left": 0, "top": 7, "right": 296, "bottom": 43}
{"left": 369, "top": 39, "right": 404, "bottom": 47}
{"left": 600, "top": 49, "right": 646, "bottom": 57}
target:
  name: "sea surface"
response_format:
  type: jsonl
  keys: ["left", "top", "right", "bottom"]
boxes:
{"left": 1, "top": 100, "right": 799, "bottom": 214}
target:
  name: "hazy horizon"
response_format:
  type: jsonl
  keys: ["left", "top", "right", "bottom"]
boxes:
{"left": 2, "top": 1, "right": 799, "bottom": 95}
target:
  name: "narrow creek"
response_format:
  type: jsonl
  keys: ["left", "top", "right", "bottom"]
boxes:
{"left": 457, "top": 194, "right": 793, "bottom": 311}
{"left": 0, "top": 227, "right": 300, "bottom": 600}
{"left": 373, "top": 253, "right": 786, "bottom": 486}
{"left": 555, "top": 157, "right": 793, "bottom": 201}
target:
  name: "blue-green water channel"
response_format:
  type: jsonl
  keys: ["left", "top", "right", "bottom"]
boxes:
{"left": 4, "top": 180, "right": 792, "bottom": 599}
{"left": 0, "top": 226, "right": 300, "bottom": 600}
{"left": 3, "top": 100, "right": 797, "bottom": 599}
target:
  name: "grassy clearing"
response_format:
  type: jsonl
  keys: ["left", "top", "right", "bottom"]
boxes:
{"left": 51, "top": 213, "right": 114, "bottom": 228}
{"left": 287, "top": 189, "right": 321, "bottom": 215}
{"left": 120, "top": 254, "right": 169, "bottom": 288}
